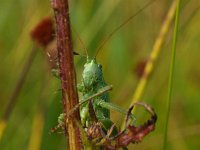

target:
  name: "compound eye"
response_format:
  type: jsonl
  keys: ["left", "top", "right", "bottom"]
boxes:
{"left": 98, "top": 64, "right": 102, "bottom": 69}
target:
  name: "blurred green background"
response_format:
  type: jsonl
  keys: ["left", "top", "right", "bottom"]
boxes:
{"left": 0, "top": 0, "right": 200, "bottom": 149}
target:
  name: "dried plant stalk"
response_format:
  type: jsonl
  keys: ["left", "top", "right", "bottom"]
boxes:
{"left": 51, "top": 0, "right": 82, "bottom": 149}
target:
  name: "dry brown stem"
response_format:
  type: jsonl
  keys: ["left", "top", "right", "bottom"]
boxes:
{"left": 51, "top": 0, "right": 82, "bottom": 149}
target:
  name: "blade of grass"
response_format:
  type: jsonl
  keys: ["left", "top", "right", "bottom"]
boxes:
{"left": 163, "top": 0, "right": 181, "bottom": 149}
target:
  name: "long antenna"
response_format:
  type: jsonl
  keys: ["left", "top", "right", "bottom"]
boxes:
{"left": 72, "top": 26, "right": 89, "bottom": 57}
{"left": 95, "top": 0, "right": 156, "bottom": 58}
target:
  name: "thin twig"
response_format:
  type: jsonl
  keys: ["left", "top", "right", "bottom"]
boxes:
{"left": 51, "top": 0, "right": 82, "bottom": 149}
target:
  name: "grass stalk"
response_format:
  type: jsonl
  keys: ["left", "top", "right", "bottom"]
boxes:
{"left": 163, "top": 0, "right": 181, "bottom": 149}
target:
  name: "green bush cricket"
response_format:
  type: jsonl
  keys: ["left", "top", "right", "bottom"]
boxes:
{"left": 73, "top": 0, "right": 156, "bottom": 129}
{"left": 50, "top": 0, "right": 157, "bottom": 148}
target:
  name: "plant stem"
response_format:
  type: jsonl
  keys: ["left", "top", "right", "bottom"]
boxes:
{"left": 51, "top": 0, "right": 82, "bottom": 149}
{"left": 163, "top": 0, "right": 181, "bottom": 149}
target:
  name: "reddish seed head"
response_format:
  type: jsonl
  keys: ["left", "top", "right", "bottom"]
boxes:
{"left": 30, "top": 17, "right": 55, "bottom": 47}
{"left": 134, "top": 59, "right": 147, "bottom": 78}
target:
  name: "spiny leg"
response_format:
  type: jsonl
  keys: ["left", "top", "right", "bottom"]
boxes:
{"left": 50, "top": 86, "right": 112, "bottom": 134}
{"left": 49, "top": 113, "right": 65, "bottom": 134}
{"left": 49, "top": 123, "right": 65, "bottom": 134}
{"left": 67, "top": 85, "right": 113, "bottom": 118}
{"left": 97, "top": 100, "right": 136, "bottom": 124}
{"left": 70, "top": 84, "right": 136, "bottom": 125}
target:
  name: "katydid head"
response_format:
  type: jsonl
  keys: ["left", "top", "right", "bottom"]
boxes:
{"left": 75, "top": 29, "right": 104, "bottom": 88}
{"left": 82, "top": 58, "right": 103, "bottom": 88}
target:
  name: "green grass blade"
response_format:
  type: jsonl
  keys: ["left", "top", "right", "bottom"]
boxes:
{"left": 163, "top": 0, "right": 181, "bottom": 149}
